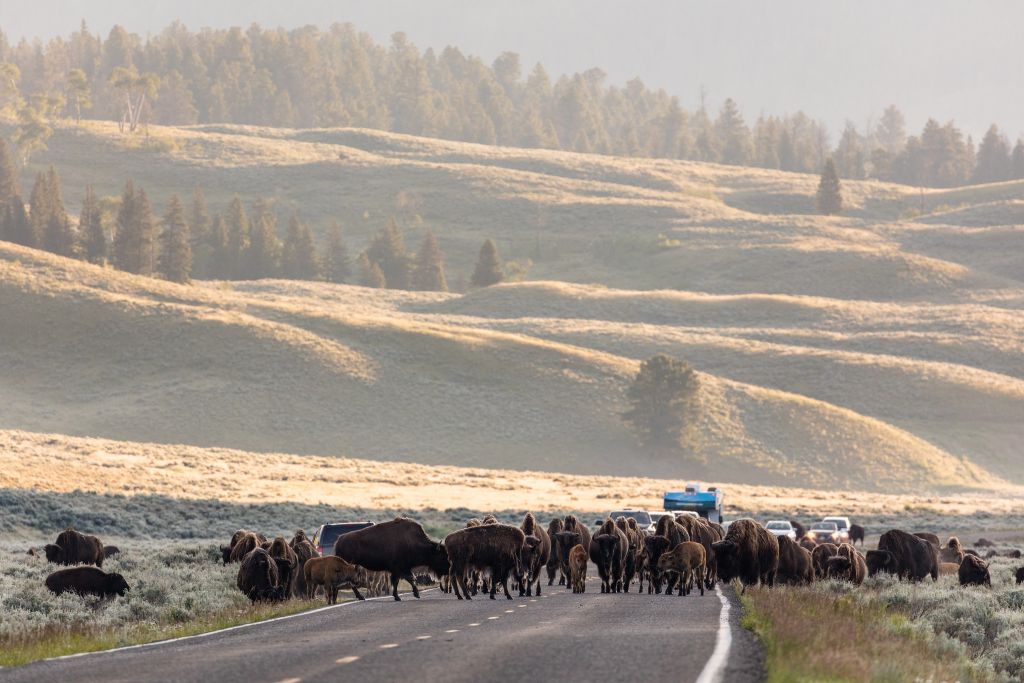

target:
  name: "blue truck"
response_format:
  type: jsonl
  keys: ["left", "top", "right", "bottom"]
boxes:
{"left": 662, "top": 482, "right": 724, "bottom": 523}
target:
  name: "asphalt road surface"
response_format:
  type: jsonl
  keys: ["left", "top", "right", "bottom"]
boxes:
{"left": 2, "top": 580, "right": 763, "bottom": 683}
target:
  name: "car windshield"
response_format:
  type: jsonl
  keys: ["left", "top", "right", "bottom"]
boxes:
{"left": 317, "top": 522, "right": 373, "bottom": 551}
{"left": 609, "top": 511, "right": 652, "bottom": 526}
{"left": 765, "top": 522, "right": 790, "bottom": 530}
{"left": 812, "top": 523, "right": 838, "bottom": 532}
{"left": 824, "top": 518, "right": 849, "bottom": 529}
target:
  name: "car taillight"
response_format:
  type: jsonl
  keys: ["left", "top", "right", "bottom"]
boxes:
{"left": 317, "top": 545, "right": 324, "bottom": 556}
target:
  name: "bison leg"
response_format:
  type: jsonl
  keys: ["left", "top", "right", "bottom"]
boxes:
{"left": 391, "top": 573, "right": 402, "bottom": 601}
{"left": 501, "top": 574, "right": 514, "bottom": 600}
{"left": 457, "top": 570, "right": 473, "bottom": 600}
{"left": 351, "top": 586, "right": 365, "bottom": 601}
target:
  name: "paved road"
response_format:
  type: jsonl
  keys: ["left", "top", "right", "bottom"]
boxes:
{"left": 2, "top": 581, "right": 762, "bottom": 683}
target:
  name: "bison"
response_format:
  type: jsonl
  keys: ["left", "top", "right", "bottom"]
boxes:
{"left": 645, "top": 515, "right": 690, "bottom": 594}
{"left": 1015, "top": 567, "right": 1024, "bottom": 585}
{"left": 824, "top": 544, "right": 866, "bottom": 585}
{"left": 938, "top": 562, "right": 960, "bottom": 576}
{"left": 789, "top": 520, "right": 807, "bottom": 541}
{"left": 711, "top": 518, "right": 779, "bottom": 593}
{"left": 849, "top": 524, "right": 865, "bottom": 546}
{"left": 228, "top": 532, "right": 261, "bottom": 564}
{"left": 569, "top": 544, "right": 588, "bottom": 593}
{"left": 46, "top": 566, "right": 129, "bottom": 599}
{"left": 958, "top": 554, "right": 991, "bottom": 588}
{"left": 811, "top": 542, "right": 839, "bottom": 580}
{"left": 913, "top": 532, "right": 941, "bottom": 550}
{"left": 675, "top": 515, "right": 721, "bottom": 590}
{"left": 872, "top": 529, "right": 938, "bottom": 581}
{"left": 518, "top": 512, "right": 550, "bottom": 597}
{"left": 553, "top": 516, "right": 591, "bottom": 589}
{"left": 445, "top": 523, "right": 530, "bottom": 600}
{"left": 334, "top": 518, "right": 449, "bottom": 602}
{"left": 44, "top": 528, "right": 104, "bottom": 567}
{"left": 545, "top": 518, "right": 565, "bottom": 586}
{"left": 267, "top": 537, "right": 298, "bottom": 597}
{"left": 237, "top": 548, "right": 288, "bottom": 602}
{"left": 590, "top": 518, "right": 628, "bottom": 594}
{"left": 102, "top": 546, "right": 121, "bottom": 560}
{"left": 304, "top": 555, "right": 368, "bottom": 603}
{"left": 776, "top": 535, "right": 814, "bottom": 585}
{"left": 291, "top": 539, "right": 316, "bottom": 598}
{"left": 939, "top": 537, "right": 964, "bottom": 565}
{"left": 221, "top": 529, "right": 252, "bottom": 564}
{"left": 657, "top": 541, "right": 707, "bottom": 596}
{"left": 290, "top": 529, "right": 309, "bottom": 549}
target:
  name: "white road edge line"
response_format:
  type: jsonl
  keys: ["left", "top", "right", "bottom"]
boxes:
{"left": 694, "top": 584, "right": 733, "bottom": 683}
{"left": 37, "top": 588, "right": 439, "bottom": 664}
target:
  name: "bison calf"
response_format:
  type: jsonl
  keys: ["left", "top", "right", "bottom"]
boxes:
{"left": 657, "top": 541, "right": 706, "bottom": 596}
{"left": 46, "top": 566, "right": 130, "bottom": 599}
{"left": 569, "top": 544, "right": 588, "bottom": 594}
{"left": 304, "top": 556, "right": 368, "bottom": 603}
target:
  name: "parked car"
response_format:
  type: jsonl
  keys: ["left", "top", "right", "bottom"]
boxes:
{"left": 806, "top": 521, "right": 841, "bottom": 544}
{"left": 821, "top": 516, "right": 852, "bottom": 543}
{"left": 311, "top": 521, "right": 375, "bottom": 556}
{"left": 764, "top": 520, "right": 797, "bottom": 539}
{"left": 602, "top": 509, "right": 654, "bottom": 533}
{"left": 648, "top": 511, "right": 674, "bottom": 533}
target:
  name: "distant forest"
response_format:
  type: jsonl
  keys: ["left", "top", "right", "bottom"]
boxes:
{"left": 2, "top": 21, "right": 1024, "bottom": 187}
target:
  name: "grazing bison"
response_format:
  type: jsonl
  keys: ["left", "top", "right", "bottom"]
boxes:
{"left": 711, "top": 519, "right": 779, "bottom": 594}
{"left": 237, "top": 548, "right": 287, "bottom": 602}
{"left": 824, "top": 544, "right": 866, "bottom": 585}
{"left": 545, "top": 518, "right": 564, "bottom": 586}
{"left": 1006, "top": 549, "right": 1023, "bottom": 559}
{"left": 811, "top": 543, "right": 839, "bottom": 580}
{"left": 590, "top": 518, "right": 628, "bottom": 594}
{"left": 776, "top": 536, "right": 814, "bottom": 585}
{"left": 44, "top": 528, "right": 105, "bottom": 567}
{"left": 914, "top": 532, "right": 941, "bottom": 550}
{"left": 569, "top": 544, "right": 588, "bottom": 593}
{"left": 268, "top": 537, "right": 298, "bottom": 597}
{"left": 46, "top": 566, "right": 129, "bottom": 599}
{"left": 976, "top": 538, "right": 996, "bottom": 547}
{"left": 657, "top": 541, "right": 707, "bottom": 596}
{"left": 102, "top": 546, "right": 121, "bottom": 560}
{"left": 518, "top": 512, "right": 550, "bottom": 597}
{"left": 939, "top": 537, "right": 964, "bottom": 565}
{"left": 334, "top": 518, "right": 449, "bottom": 602}
{"left": 958, "top": 554, "right": 991, "bottom": 587}
{"left": 849, "top": 524, "right": 865, "bottom": 546}
{"left": 304, "top": 556, "right": 368, "bottom": 603}
{"left": 873, "top": 529, "right": 938, "bottom": 581}
{"left": 291, "top": 539, "right": 316, "bottom": 598}
{"left": 445, "top": 523, "right": 529, "bottom": 600}
{"left": 228, "top": 532, "right": 261, "bottom": 564}
{"left": 1015, "top": 567, "right": 1024, "bottom": 585}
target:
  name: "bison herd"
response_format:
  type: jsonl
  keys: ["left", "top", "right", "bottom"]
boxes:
{"left": 31, "top": 518, "right": 1019, "bottom": 609}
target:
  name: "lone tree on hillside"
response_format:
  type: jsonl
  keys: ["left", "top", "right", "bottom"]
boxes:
{"left": 622, "top": 355, "right": 702, "bottom": 450}
{"left": 816, "top": 157, "right": 843, "bottom": 215}
{"left": 158, "top": 194, "right": 192, "bottom": 283}
{"left": 411, "top": 230, "right": 448, "bottom": 292}
{"left": 470, "top": 238, "right": 504, "bottom": 288}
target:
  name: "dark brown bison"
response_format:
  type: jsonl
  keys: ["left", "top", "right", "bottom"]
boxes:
{"left": 518, "top": 512, "right": 550, "bottom": 597}
{"left": 849, "top": 524, "right": 865, "bottom": 546}
{"left": 334, "top": 518, "right": 449, "bottom": 601}
{"left": 46, "top": 566, "right": 130, "bottom": 598}
{"left": 939, "top": 537, "right": 964, "bottom": 565}
{"left": 589, "top": 518, "right": 628, "bottom": 594}
{"left": 789, "top": 520, "right": 807, "bottom": 541}
{"left": 220, "top": 529, "right": 252, "bottom": 564}
{"left": 1005, "top": 549, "right": 1022, "bottom": 559}
{"left": 291, "top": 539, "right": 316, "bottom": 598}
{"left": 228, "top": 532, "right": 261, "bottom": 564}
{"left": 976, "top": 538, "right": 996, "bottom": 547}
{"left": 776, "top": 535, "right": 814, "bottom": 585}
{"left": 914, "top": 532, "right": 941, "bottom": 549}
{"left": 545, "top": 518, "right": 564, "bottom": 586}
{"left": 711, "top": 519, "right": 779, "bottom": 593}
{"left": 870, "top": 529, "right": 938, "bottom": 581}
{"left": 44, "top": 528, "right": 104, "bottom": 567}
{"left": 645, "top": 515, "right": 691, "bottom": 594}
{"left": 825, "top": 544, "right": 866, "bottom": 585}
{"left": 237, "top": 548, "right": 288, "bottom": 602}
{"left": 553, "top": 516, "right": 591, "bottom": 589}
{"left": 614, "top": 517, "right": 644, "bottom": 592}
{"left": 811, "top": 542, "right": 838, "bottom": 580}
{"left": 445, "top": 523, "right": 530, "bottom": 600}
{"left": 799, "top": 537, "right": 817, "bottom": 552}
{"left": 958, "top": 554, "right": 991, "bottom": 587}
{"left": 290, "top": 529, "right": 309, "bottom": 549}
{"left": 268, "top": 537, "right": 298, "bottom": 597}
{"left": 102, "top": 546, "right": 121, "bottom": 559}
{"left": 675, "top": 515, "right": 721, "bottom": 590}
{"left": 1015, "top": 567, "right": 1024, "bottom": 585}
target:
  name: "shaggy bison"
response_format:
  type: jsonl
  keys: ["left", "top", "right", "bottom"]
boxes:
{"left": 228, "top": 532, "right": 261, "bottom": 564}
{"left": 569, "top": 544, "right": 588, "bottom": 593}
{"left": 824, "top": 544, "right": 866, "bottom": 585}
{"left": 518, "top": 512, "right": 550, "bottom": 597}
{"left": 268, "top": 537, "right": 298, "bottom": 597}
{"left": 445, "top": 523, "right": 530, "bottom": 600}
{"left": 1015, "top": 567, "right": 1024, "bottom": 585}
{"left": 958, "top": 554, "right": 991, "bottom": 588}
{"left": 304, "top": 556, "right": 368, "bottom": 603}
{"left": 811, "top": 542, "right": 839, "bottom": 580}
{"left": 545, "top": 518, "right": 564, "bottom": 586}
{"left": 657, "top": 541, "right": 707, "bottom": 596}
{"left": 290, "top": 539, "right": 316, "bottom": 598}
{"left": 237, "top": 548, "right": 289, "bottom": 602}
{"left": 553, "top": 515, "right": 592, "bottom": 589}
{"left": 869, "top": 529, "right": 938, "bottom": 582}
{"left": 675, "top": 515, "right": 722, "bottom": 590}
{"left": 711, "top": 518, "right": 779, "bottom": 593}
{"left": 44, "top": 528, "right": 105, "bottom": 567}
{"left": 46, "top": 566, "right": 129, "bottom": 599}
{"left": 590, "top": 518, "right": 628, "bottom": 593}
{"left": 939, "top": 537, "right": 964, "bottom": 565}
{"left": 913, "top": 532, "right": 941, "bottom": 550}
{"left": 644, "top": 515, "right": 690, "bottom": 594}
{"left": 334, "top": 518, "right": 449, "bottom": 602}
{"left": 776, "top": 535, "right": 814, "bottom": 585}
{"left": 102, "top": 546, "right": 121, "bottom": 559}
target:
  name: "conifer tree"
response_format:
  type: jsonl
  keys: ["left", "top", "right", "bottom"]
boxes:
{"left": 3, "top": 195, "right": 33, "bottom": 247}
{"left": 113, "top": 181, "right": 156, "bottom": 274}
{"left": 411, "top": 230, "right": 448, "bottom": 292}
{"left": 245, "top": 198, "right": 281, "bottom": 278}
{"left": 224, "top": 196, "right": 249, "bottom": 279}
{"left": 158, "top": 194, "right": 192, "bottom": 283}
{"left": 0, "top": 138, "right": 19, "bottom": 209}
{"left": 357, "top": 251, "right": 386, "bottom": 288}
{"left": 281, "top": 212, "right": 319, "bottom": 280}
{"left": 1012, "top": 140, "right": 1024, "bottom": 180}
{"left": 622, "top": 355, "right": 701, "bottom": 450}
{"left": 815, "top": 157, "right": 843, "bottom": 215}
{"left": 973, "top": 124, "right": 1011, "bottom": 184}
{"left": 470, "top": 238, "right": 504, "bottom": 288}
{"left": 189, "top": 187, "right": 211, "bottom": 246}
{"left": 322, "top": 220, "right": 351, "bottom": 284}
{"left": 28, "top": 172, "right": 50, "bottom": 242}
{"left": 79, "top": 185, "right": 106, "bottom": 263}
{"left": 366, "top": 218, "right": 410, "bottom": 289}
{"left": 43, "top": 213, "right": 76, "bottom": 257}
{"left": 208, "top": 214, "right": 232, "bottom": 278}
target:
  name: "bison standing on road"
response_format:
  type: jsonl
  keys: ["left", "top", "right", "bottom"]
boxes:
{"left": 291, "top": 539, "right": 316, "bottom": 598}
{"left": 445, "top": 523, "right": 530, "bottom": 600}
{"left": 657, "top": 541, "right": 706, "bottom": 596}
{"left": 711, "top": 518, "right": 779, "bottom": 594}
{"left": 645, "top": 515, "right": 690, "bottom": 595}
{"left": 675, "top": 515, "right": 721, "bottom": 589}
{"left": 518, "top": 512, "right": 550, "bottom": 597}
{"left": 958, "top": 554, "right": 991, "bottom": 587}
{"left": 554, "top": 516, "right": 591, "bottom": 589}
{"left": 334, "top": 518, "right": 449, "bottom": 602}
{"left": 44, "top": 528, "right": 105, "bottom": 567}
{"left": 304, "top": 555, "right": 368, "bottom": 603}
{"left": 46, "top": 566, "right": 129, "bottom": 598}
{"left": 870, "top": 529, "right": 938, "bottom": 582}
{"left": 590, "top": 518, "right": 628, "bottom": 594}
{"left": 569, "top": 544, "right": 588, "bottom": 593}
{"left": 776, "top": 536, "right": 814, "bottom": 585}
{"left": 545, "top": 518, "right": 564, "bottom": 586}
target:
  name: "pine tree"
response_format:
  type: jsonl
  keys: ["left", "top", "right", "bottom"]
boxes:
{"left": 357, "top": 251, "right": 386, "bottom": 288}
{"left": 43, "top": 213, "right": 76, "bottom": 257}
{"left": 245, "top": 198, "right": 281, "bottom": 278}
{"left": 281, "top": 212, "right": 319, "bottom": 280}
{"left": 0, "top": 138, "right": 19, "bottom": 209}
{"left": 208, "top": 214, "right": 232, "bottom": 278}
{"left": 224, "top": 196, "right": 249, "bottom": 279}
{"left": 816, "top": 157, "right": 843, "bottom": 215}
{"left": 622, "top": 355, "right": 701, "bottom": 450}
{"left": 80, "top": 185, "right": 106, "bottom": 263}
{"left": 973, "top": 124, "right": 1011, "bottom": 184}
{"left": 189, "top": 187, "right": 212, "bottom": 246}
{"left": 715, "top": 98, "right": 751, "bottom": 165}
{"left": 470, "top": 238, "right": 504, "bottom": 287}
{"left": 1012, "top": 140, "right": 1024, "bottom": 180}
{"left": 366, "top": 218, "right": 410, "bottom": 289}
{"left": 158, "top": 194, "right": 192, "bottom": 283}
{"left": 112, "top": 181, "right": 156, "bottom": 274}
{"left": 27, "top": 173, "right": 50, "bottom": 243}
{"left": 3, "top": 196, "right": 33, "bottom": 247}
{"left": 411, "top": 230, "right": 448, "bottom": 292}
{"left": 322, "top": 220, "right": 351, "bottom": 284}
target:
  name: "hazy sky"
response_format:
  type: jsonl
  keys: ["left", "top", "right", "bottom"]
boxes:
{"left": 2, "top": 1, "right": 1022, "bottom": 141}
